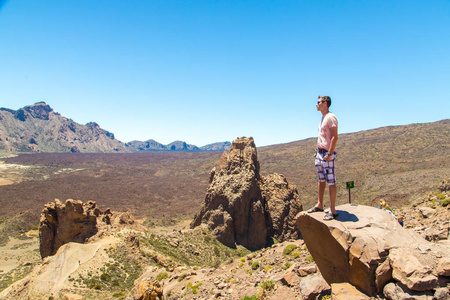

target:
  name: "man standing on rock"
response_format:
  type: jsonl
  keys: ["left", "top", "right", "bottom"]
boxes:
{"left": 307, "top": 95, "right": 339, "bottom": 220}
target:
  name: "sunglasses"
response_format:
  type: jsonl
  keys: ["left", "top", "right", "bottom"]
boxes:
{"left": 317, "top": 101, "right": 326, "bottom": 104}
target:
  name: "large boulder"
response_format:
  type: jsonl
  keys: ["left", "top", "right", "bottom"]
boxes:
{"left": 191, "top": 137, "right": 302, "bottom": 249}
{"left": 296, "top": 204, "right": 450, "bottom": 296}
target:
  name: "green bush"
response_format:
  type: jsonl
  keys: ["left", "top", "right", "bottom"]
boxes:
{"left": 156, "top": 271, "right": 169, "bottom": 281}
{"left": 441, "top": 198, "right": 450, "bottom": 207}
{"left": 100, "top": 273, "right": 111, "bottom": 282}
{"left": 435, "top": 192, "right": 446, "bottom": 200}
{"left": 240, "top": 295, "right": 257, "bottom": 300}
{"left": 261, "top": 280, "right": 275, "bottom": 291}
{"left": 187, "top": 281, "right": 202, "bottom": 294}
{"left": 213, "top": 246, "right": 220, "bottom": 256}
{"left": 306, "top": 254, "right": 315, "bottom": 262}
{"left": 112, "top": 292, "right": 125, "bottom": 298}
{"left": 283, "top": 244, "right": 297, "bottom": 255}
{"left": 251, "top": 261, "right": 260, "bottom": 270}
{"left": 282, "top": 262, "right": 292, "bottom": 270}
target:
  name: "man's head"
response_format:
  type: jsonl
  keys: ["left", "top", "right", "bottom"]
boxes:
{"left": 318, "top": 95, "right": 331, "bottom": 108}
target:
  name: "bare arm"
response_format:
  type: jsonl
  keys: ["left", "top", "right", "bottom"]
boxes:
{"left": 325, "top": 126, "right": 338, "bottom": 161}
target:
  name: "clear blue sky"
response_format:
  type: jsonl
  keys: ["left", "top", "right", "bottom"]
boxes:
{"left": 1, "top": 1, "right": 449, "bottom": 147}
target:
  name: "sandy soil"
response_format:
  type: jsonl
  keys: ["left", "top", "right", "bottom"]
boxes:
{"left": 0, "top": 161, "right": 30, "bottom": 185}
{"left": 0, "top": 178, "right": 14, "bottom": 186}
{"left": 0, "top": 235, "right": 40, "bottom": 273}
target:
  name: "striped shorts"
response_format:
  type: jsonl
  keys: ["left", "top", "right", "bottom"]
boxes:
{"left": 315, "top": 152, "right": 337, "bottom": 185}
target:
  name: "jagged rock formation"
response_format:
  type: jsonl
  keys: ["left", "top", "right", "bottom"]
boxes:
{"left": 296, "top": 204, "right": 450, "bottom": 298}
{"left": 190, "top": 137, "right": 302, "bottom": 249}
{"left": 0, "top": 102, "right": 130, "bottom": 153}
{"left": 261, "top": 173, "right": 303, "bottom": 242}
{"left": 133, "top": 279, "right": 164, "bottom": 300}
{"left": 439, "top": 179, "right": 450, "bottom": 192}
{"left": 39, "top": 199, "right": 114, "bottom": 258}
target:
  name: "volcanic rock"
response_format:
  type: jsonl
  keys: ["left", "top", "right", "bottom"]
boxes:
{"left": 261, "top": 173, "right": 303, "bottom": 241}
{"left": 331, "top": 282, "right": 371, "bottom": 300}
{"left": 191, "top": 137, "right": 302, "bottom": 249}
{"left": 299, "top": 273, "right": 331, "bottom": 300}
{"left": 134, "top": 279, "right": 164, "bottom": 300}
{"left": 39, "top": 199, "right": 105, "bottom": 258}
{"left": 296, "top": 204, "right": 450, "bottom": 296}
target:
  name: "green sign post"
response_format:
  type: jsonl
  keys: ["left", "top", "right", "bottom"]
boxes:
{"left": 346, "top": 181, "right": 354, "bottom": 203}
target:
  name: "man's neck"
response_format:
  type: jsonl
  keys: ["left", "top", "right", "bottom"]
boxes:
{"left": 321, "top": 108, "right": 329, "bottom": 116}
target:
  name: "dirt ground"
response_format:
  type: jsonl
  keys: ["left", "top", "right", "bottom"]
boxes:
{"left": 0, "top": 235, "right": 40, "bottom": 273}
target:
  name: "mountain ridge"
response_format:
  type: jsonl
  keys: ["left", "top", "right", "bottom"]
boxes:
{"left": 125, "top": 139, "right": 231, "bottom": 152}
{"left": 0, "top": 102, "right": 230, "bottom": 153}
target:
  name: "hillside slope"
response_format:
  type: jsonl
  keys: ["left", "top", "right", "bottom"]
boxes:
{"left": 258, "top": 119, "right": 450, "bottom": 207}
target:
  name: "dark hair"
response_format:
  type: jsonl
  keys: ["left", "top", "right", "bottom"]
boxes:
{"left": 318, "top": 95, "right": 331, "bottom": 108}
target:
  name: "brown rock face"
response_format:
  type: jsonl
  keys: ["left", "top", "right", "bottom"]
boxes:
{"left": 135, "top": 279, "right": 164, "bottom": 300}
{"left": 261, "top": 173, "right": 302, "bottom": 241}
{"left": 296, "top": 204, "right": 450, "bottom": 296}
{"left": 39, "top": 199, "right": 102, "bottom": 258}
{"left": 191, "top": 137, "right": 302, "bottom": 250}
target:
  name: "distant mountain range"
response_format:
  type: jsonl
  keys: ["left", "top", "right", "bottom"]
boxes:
{"left": 0, "top": 102, "right": 230, "bottom": 153}
{"left": 125, "top": 139, "right": 231, "bottom": 152}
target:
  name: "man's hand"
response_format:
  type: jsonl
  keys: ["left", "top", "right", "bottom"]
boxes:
{"left": 325, "top": 154, "right": 331, "bottom": 161}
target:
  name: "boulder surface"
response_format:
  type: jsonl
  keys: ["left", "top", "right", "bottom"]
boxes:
{"left": 296, "top": 203, "right": 450, "bottom": 296}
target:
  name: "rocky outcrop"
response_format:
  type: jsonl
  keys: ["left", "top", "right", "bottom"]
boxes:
{"left": 39, "top": 199, "right": 112, "bottom": 258}
{"left": 439, "top": 179, "right": 450, "bottom": 192}
{"left": 191, "top": 137, "right": 302, "bottom": 249}
{"left": 261, "top": 173, "right": 302, "bottom": 242}
{"left": 134, "top": 279, "right": 164, "bottom": 300}
{"left": 296, "top": 204, "right": 450, "bottom": 297}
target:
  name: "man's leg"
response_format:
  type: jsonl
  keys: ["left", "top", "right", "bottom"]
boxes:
{"left": 316, "top": 181, "right": 326, "bottom": 209}
{"left": 329, "top": 184, "right": 337, "bottom": 214}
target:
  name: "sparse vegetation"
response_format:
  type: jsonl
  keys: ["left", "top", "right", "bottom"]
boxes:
{"left": 137, "top": 228, "right": 249, "bottom": 268}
